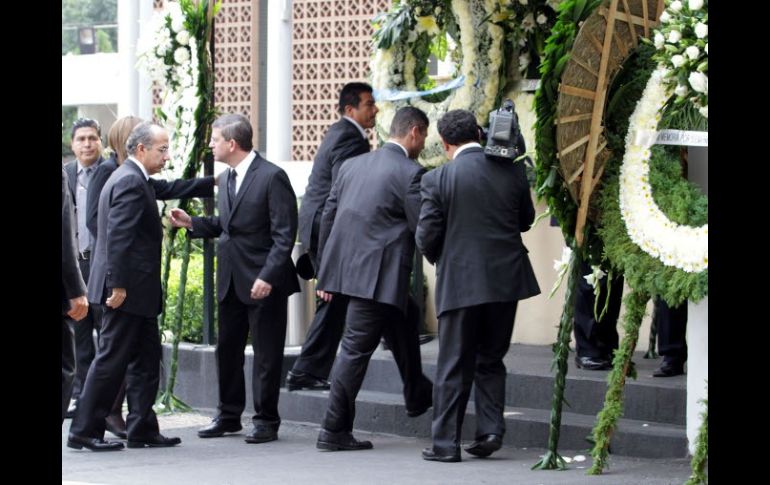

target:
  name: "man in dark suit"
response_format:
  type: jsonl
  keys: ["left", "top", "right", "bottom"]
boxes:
{"left": 314, "top": 106, "right": 431, "bottom": 451}
{"left": 169, "top": 114, "right": 299, "bottom": 444}
{"left": 286, "top": 82, "right": 377, "bottom": 391}
{"left": 68, "top": 122, "right": 211, "bottom": 451}
{"left": 416, "top": 109, "right": 541, "bottom": 462}
{"left": 63, "top": 118, "right": 106, "bottom": 419}
{"left": 62, "top": 168, "right": 89, "bottom": 425}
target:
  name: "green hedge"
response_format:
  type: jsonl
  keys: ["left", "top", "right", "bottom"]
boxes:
{"left": 163, "top": 253, "right": 215, "bottom": 343}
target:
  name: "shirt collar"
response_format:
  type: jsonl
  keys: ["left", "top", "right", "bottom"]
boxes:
{"left": 452, "top": 142, "right": 483, "bottom": 160}
{"left": 342, "top": 116, "right": 368, "bottom": 140}
{"left": 232, "top": 151, "right": 256, "bottom": 178}
{"left": 386, "top": 140, "right": 409, "bottom": 158}
{"left": 127, "top": 157, "right": 149, "bottom": 180}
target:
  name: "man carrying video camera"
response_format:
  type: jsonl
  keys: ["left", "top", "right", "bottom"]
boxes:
{"left": 416, "top": 104, "right": 540, "bottom": 462}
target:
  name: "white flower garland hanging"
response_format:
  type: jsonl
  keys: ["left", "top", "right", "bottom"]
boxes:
{"left": 136, "top": 1, "right": 201, "bottom": 178}
{"left": 372, "top": 0, "right": 505, "bottom": 167}
{"left": 619, "top": 67, "right": 707, "bottom": 273}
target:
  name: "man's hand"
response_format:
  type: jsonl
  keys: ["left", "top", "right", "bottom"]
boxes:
{"left": 67, "top": 295, "right": 89, "bottom": 321}
{"left": 106, "top": 288, "right": 127, "bottom": 309}
{"left": 251, "top": 279, "right": 272, "bottom": 300}
{"left": 169, "top": 208, "right": 193, "bottom": 229}
{"left": 316, "top": 290, "right": 333, "bottom": 302}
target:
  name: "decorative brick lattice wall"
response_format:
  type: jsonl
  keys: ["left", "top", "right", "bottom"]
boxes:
{"left": 213, "top": 0, "right": 259, "bottom": 131}
{"left": 292, "top": 0, "right": 391, "bottom": 161}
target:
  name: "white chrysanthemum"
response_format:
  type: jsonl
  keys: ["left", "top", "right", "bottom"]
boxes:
{"left": 176, "top": 30, "right": 190, "bottom": 46}
{"left": 694, "top": 22, "right": 708, "bottom": 39}
{"left": 174, "top": 47, "right": 190, "bottom": 64}
{"left": 536, "top": 13, "right": 547, "bottom": 25}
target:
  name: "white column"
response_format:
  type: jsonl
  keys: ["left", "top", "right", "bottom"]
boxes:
{"left": 117, "top": 0, "right": 139, "bottom": 118}
{"left": 265, "top": 0, "right": 293, "bottom": 162}
{"left": 686, "top": 145, "right": 708, "bottom": 455}
{"left": 136, "top": 0, "right": 155, "bottom": 120}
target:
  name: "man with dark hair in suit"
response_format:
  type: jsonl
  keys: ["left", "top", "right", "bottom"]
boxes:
{"left": 62, "top": 168, "right": 89, "bottom": 424}
{"left": 68, "top": 122, "right": 212, "bottom": 451}
{"left": 417, "top": 109, "right": 541, "bottom": 462}
{"left": 63, "top": 118, "right": 106, "bottom": 420}
{"left": 287, "top": 82, "right": 378, "bottom": 392}
{"left": 170, "top": 113, "right": 300, "bottom": 444}
{"left": 313, "top": 106, "right": 432, "bottom": 451}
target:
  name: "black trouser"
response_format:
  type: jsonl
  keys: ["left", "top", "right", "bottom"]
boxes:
{"left": 573, "top": 260, "right": 623, "bottom": 360}
{"left": 430, "top": 301, "right": 518, "bottom": 453}
{"left": 322, "top": 297, "right": 432, "bottom": 433}
{"left": 69, "top": 308, "right": 162, "bottom": 440}
{"left": 62, "top": 317, "right": 76, "bottom": 425}
{"left": 655, "top": 297, "right": 688, "bottom": 365}
{"left": 215, "top": 286, "right": 287, "bottom": 428}
{"left": 67, "top": 256, "right": 102, "bottom": 401}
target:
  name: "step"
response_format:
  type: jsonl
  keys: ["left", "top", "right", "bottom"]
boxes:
{"left": 278, "top": 388, "right": 687, "bottom": 459}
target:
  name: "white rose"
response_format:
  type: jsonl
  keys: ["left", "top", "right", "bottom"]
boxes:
{"left": 173, "top": 46, "right": 190, "bottom": 64}
{"left": 660, "top": 11, "right": 671, "bottom": 23}
{"left": 667, "top": 30, "right": 681, "bottom": 43}
{"left": 670, "top": 54, "right": 685, "bottom": 67}
{"left": 688, "top": 0, "right": 704, "bottom": 10}
{"left": 176, "top": 30, "right": 190, "bottom": 46}
{"left": 670, "top": 1, "right": 682, "bottom": 12}
{"left": 685, "top": 45, "right": 700, "bottom": 60}
{"left": 704, "top": 43, "right": 708, "bottom": 55}
{"left": 654, "top": 32, "right": 665, "bottom": 49}
{"left": 695, "top": 22, "right": 708, "bottom": 39}
{"left": 537, "top": 14, "right": 548, "bottom": 24}
{"left": 674, "top": 84, "right": 688, "bottom": 97}
{"left": 698, "top": 106, "right": 708, "bottom": 118}
{"left": 688, "top": 71, "right": 707, "bottom": 94}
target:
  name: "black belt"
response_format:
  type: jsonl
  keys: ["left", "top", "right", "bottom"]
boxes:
{"left": 78, "top": 250, "right": 91, "bottom": 261}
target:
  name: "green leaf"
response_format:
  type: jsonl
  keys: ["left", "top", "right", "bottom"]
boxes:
{"left": 573, "top": 0, "right": 588, "bottom": 22}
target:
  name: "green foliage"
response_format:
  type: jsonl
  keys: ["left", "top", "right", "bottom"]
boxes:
{"left": 162, "top": 250, "right": 214, "bottom": 344}
{"left": 61, "top": 106, "right": 78, "bottom": 159}
{"left": 61, "top": 0, "right": 117, "bottom": 55}
{"left": 685, "top": 395, "right": 708, "bottom": 485}
{"left": 95, "top": 29, "right": 114, "bottom": 53}
{"left": 588, "top": 289, "right": 648, "bottom": 475}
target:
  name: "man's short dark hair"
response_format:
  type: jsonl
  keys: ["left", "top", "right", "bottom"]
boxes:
{"left": 71, "top": 118, "right": 101, "bottom": 140}
{"left": 338, "top": 82, "right": 373, "bottom": 115}
{"left": 389, "top": 107, "right": 429, "bottom": 138}
{"left": 212, "top": 114, "right": 254, "bottom": 151}
{"left": 437, "top": 110, "right": 480, "bottom": 146}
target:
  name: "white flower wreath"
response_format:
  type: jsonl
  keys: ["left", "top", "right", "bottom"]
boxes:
{"left": 371, "top": 0, "right": 505, "bottom": 167}
{"left": 619, "top": 67, "right": 707, "bottom": 273}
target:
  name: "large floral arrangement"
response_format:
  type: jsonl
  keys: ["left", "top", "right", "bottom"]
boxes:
{"left": 649, "top": 0, "right": 708, "bottom": 119}
{"left": 372, "top": 0, "right": 506, "bottom": 167}
{"left": 137, "top": 0, "right": 220, "bottom": 177}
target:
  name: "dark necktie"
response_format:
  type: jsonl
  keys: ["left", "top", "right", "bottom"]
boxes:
{"left": 227, "top": 168, "right": 237, "bottom": 206}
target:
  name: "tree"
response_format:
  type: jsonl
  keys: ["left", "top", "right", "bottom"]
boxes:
{"left": 61, "top": 0, "right": 118, "bottom": 55}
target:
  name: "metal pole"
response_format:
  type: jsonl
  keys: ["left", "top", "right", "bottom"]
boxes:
{"left": 202, "top": 12, "right": 217, "bottom": 345}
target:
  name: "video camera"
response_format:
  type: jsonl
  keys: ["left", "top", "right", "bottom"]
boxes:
{"left": 484, "top": 99, "right": 522, "bottom": 160}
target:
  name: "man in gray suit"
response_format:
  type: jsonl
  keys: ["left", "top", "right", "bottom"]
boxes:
{"left": 314, "top": 107, "right": 431, "bottom": 451}
{"left": 416, "top": 109, "right": 541, "bottom": 462}
{"left": 62, "top": 168, "right": 89, "bottom": 424}
{"left": 170, "top": 114, "right": 299, "bottom": 444}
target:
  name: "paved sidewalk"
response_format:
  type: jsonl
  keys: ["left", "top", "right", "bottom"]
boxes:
{"left": 62, "top": 411, "right": 694, "bottom": 485}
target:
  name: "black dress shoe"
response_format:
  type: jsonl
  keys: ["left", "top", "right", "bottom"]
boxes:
{"left": 198, "top": 419, "right": 243, "bottom": 438}
{"left": 105, "top": 413, "right": 128, "bottom": 439}
{"left": 464, "top": 434, "right": 502, "bottom": 457}
{"left": 575, "top": 356, "right": 612, "bottom": 370}
{"left": 406, "top": 400, "right": 432, "bottom": 418}
{"left": 245, "top": 424, "right": 278, "bottom": 443}
{"left": 316, "top": 429, "right": 373, "bottom": 451}
{"left": 422, "top": 447, "right": 461, "bottom": 463}
{"left": 286, "top": 370, "right": 331, "bottom": 391}
{"left": 127, "top": 434, "right": 181, "bottom": 448}
{"left": 653, "top": 362, "right": 685, "bottom": 377}
{"left": 418, "top": 334, "right": 434, "bottom": 345}
{"left": 67, "top": 434, "right": 124, "bottom": 452}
